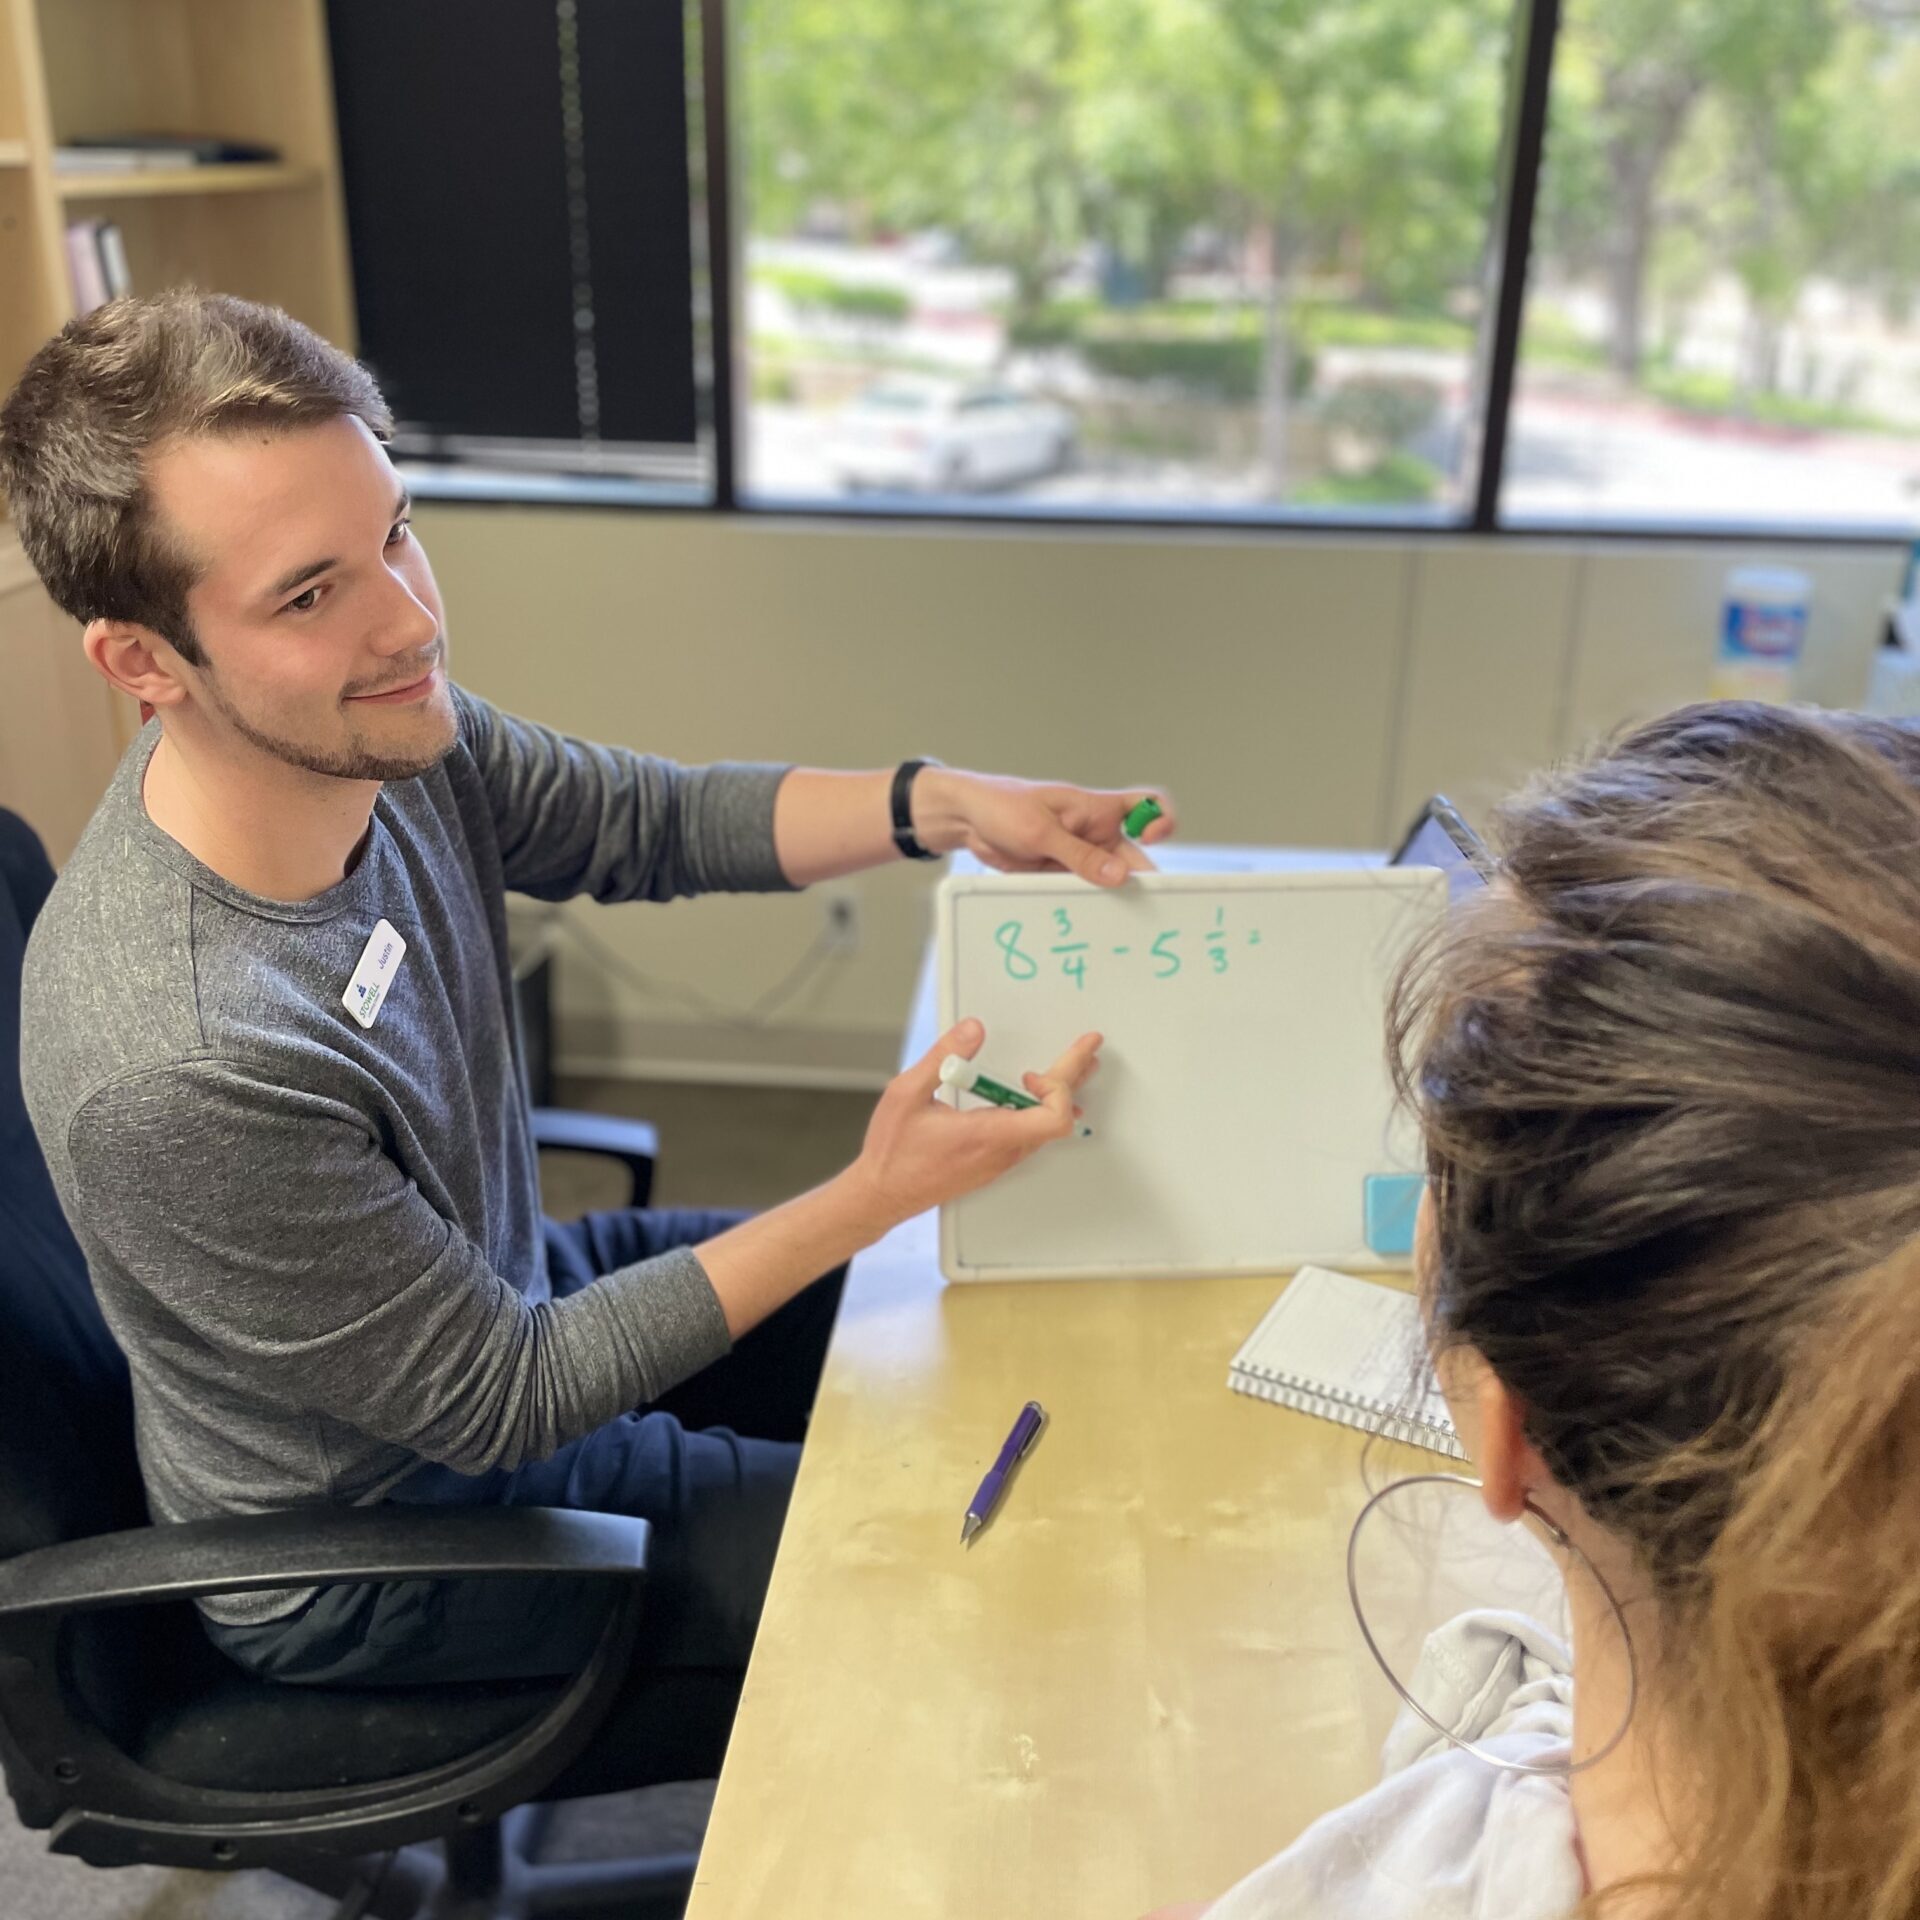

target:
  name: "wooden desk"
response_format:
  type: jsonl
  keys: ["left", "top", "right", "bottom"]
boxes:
{"left": 686, "top": 853, "right": 1415, "bottom": 1919}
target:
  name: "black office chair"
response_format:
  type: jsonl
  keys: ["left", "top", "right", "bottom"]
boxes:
{"left": 0, "top": 809, "right": 708, "bottom": 1920}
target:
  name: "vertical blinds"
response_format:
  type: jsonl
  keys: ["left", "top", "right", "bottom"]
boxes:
{"left": 327, "top": 0, "right": 700, "bottom": 469}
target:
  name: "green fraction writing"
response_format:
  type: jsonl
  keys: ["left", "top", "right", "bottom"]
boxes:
{"left": 993, "top": 906, "right": 1264, "bottom": 990}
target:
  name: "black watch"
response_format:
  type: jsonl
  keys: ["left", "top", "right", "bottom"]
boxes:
{"left": 890, "top": 758, "right": 943, "bottom": 861}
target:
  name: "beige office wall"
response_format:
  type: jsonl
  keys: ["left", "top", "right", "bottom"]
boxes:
{"left": 413, "top": 506, "right": 1902, "bottom": 1083}
{"left": 1385, "top": 543, "right": 1582, "bottom": 832}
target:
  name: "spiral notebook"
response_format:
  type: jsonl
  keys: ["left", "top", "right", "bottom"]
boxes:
{"left": 1227, "top": 1264, "right": 1465, "bottom": 1460}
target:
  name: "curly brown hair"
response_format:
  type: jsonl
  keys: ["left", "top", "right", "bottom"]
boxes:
{"left": 0, "top": 290, "right": 391, "bottom": 665}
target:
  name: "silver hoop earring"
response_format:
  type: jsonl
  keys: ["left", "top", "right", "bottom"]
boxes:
{"left": 1345, "top": 1472, "right": 1637, "bottom": 1777}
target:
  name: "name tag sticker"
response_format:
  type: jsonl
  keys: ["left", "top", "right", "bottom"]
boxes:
{"left": 343, "top": 918, "right": 407, "bottom": 1029}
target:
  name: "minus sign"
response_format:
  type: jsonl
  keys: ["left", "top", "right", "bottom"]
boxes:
{"left": 1112, "top": 946, "right": 1131, "bottom": 954}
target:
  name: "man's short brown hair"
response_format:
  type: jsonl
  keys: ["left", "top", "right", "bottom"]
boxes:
{"left": 0, "top": 291, "right": 393, "bottom": 666}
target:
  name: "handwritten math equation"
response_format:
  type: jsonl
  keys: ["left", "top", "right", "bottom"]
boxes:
{"left": 992, "top": 906, "right": 1263, "bottom": 989}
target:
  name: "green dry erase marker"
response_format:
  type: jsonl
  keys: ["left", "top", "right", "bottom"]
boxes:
{"left": 939, "top": 1055, "right": 1092, "bottom": 1137}
{"left": 1122, "top": 795, "right": 1163, "bottom": 839}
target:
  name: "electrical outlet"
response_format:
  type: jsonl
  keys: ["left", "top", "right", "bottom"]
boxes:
{"left": 825, "top": 893, "right": 860, "bottom": 954}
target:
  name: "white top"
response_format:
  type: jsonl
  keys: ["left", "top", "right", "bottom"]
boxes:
{"left": 1205, "top": 1611, "right": 1583, "bottom": 1920}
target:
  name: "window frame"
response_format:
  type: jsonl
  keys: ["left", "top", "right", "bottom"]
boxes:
{"left": 401, "top": 0, "right": 1911, "bottom": 550}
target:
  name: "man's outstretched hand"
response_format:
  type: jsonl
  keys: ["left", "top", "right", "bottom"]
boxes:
{"left": 911, "top": 768, "right": 1178, "bottom": 888}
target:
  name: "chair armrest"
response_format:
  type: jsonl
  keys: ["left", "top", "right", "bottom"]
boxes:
{"left": 530, "top": 1106, "right": 658, "bottom": 1207}
{"left": 0, "top": 1505, "right": 648, "bottom": 1622}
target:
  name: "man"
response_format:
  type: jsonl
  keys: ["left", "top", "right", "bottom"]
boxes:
{"left": 0, "top": 292, "right": 1171, "bottom": 1744}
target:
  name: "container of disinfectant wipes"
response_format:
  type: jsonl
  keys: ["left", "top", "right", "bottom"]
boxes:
{"left": 1715, "top": 565, "right": 1810, "bottom": 702}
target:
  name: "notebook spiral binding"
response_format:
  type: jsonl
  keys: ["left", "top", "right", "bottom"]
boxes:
{"left": 1228, "top": 1362, "right": 1467, "bottom": 1462}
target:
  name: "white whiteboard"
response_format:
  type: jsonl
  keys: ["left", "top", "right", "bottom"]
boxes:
{"left": 936, "top": 867, "right": 1445, "bottom": 1282}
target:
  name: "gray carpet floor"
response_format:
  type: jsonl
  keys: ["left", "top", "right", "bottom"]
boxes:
{"left": 3, "top": 1078, "right": 874, "bottom": 1920}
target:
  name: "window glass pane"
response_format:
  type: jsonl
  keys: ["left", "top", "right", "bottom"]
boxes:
{"left": 738, "top": 0, "right": 1518, "bottom": 519}
{"left": 1505, "top": 0, "right": 1920, "bottom": 529}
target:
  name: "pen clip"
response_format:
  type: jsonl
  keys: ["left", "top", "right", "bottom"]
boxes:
{"left": 1016, "top": 1400, "right": 1047, "bottom": 1459}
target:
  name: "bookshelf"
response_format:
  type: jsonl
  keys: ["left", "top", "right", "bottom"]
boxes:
{"left": 58, "top": 163, "right": 323, "bottom": 201}
{"left": 0, "top": 0, "right": 357, "bottom": 816}
{"left": 0, "top": 0, "right": 357, "bottom": 454}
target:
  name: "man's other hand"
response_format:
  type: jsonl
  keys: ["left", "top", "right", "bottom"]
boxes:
{"left": 843, "top": 1017, "right": 1102, "bottom": 1232}
{"left": 913, "top": 768, "right": 1178, "bottom": 888}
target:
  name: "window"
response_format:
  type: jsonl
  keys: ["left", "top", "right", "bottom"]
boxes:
{"left": 1504, "top": 0, "right": 1920, "bottom": 530}
{"left": 329, "top": 0, "right": 709, "bottom": 497}
{"left": 736, "top": 0, "right": 1519, "bottom": 520}
{"left": 326, "top": 0, "right": 1916, "bottom": 541}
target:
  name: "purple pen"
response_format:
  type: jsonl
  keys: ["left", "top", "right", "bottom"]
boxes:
{"left": 961, "top": 1400, "right": 1047, "bottom": 1546}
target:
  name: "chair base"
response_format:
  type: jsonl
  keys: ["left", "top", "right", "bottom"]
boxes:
{"left": 303, "top": 1806, "right": 698, "bottom": 1920}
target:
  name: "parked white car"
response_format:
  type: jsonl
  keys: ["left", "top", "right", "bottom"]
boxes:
{"left": 824, "top": 379, "right": 1076, "bottom": 493}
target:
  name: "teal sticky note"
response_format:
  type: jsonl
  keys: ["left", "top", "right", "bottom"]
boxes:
{"left": 1364, "top": 1174, "right": 1425, "bottom": 1258}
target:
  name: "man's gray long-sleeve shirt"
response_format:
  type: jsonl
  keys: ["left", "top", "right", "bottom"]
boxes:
{"left": 22, "top": 686, "right": 793, "bottom": 1622}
